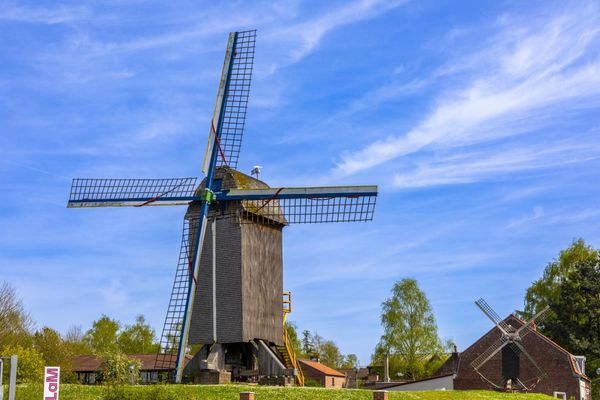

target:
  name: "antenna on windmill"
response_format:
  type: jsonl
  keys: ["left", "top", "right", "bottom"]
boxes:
{"left": 251, "top": 165, "right": 262, "bottom": 179}
{"left": 471, "top": 299, "right": 551, "bottom": 392}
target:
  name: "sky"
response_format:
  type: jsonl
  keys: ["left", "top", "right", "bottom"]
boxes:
{"left": 1, "top": 0, "right": 600, "bottom": 366}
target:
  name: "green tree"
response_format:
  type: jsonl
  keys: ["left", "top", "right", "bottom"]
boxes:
{"left": 319, "top": 340, "right": 343, "bottom": 368}
{"left": 85, "top": 315, "right": 120, "bottom": 354}
{"left": 374, "top": 278, "right": 444, "bottom": 380}
{"left": 301, "top": 330, "right": 314, "bottom": 357}
{"left": 118, "top": 315, "right": 159, "bottom": 354}
{"left": 1, "top": 344, "right": 45, "bottom": 383}
{"left": 0, "top": 281, "right": 33, "bottom": 348}
{"left": 33, "top": 327, "right": 81, "bottom": 383}
{"left": 544, "top": 258, "right": 600, "bottom": 376}
{"left": 33, "top": 327, "right": 72, "bottom": 367}
{"left": 340, "top": 353, "right": 358, "bottom": 369}
{"left": 522, "top": 239, "right": 598, "bottom": 319}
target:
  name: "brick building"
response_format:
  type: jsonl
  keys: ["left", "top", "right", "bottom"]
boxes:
{"left": 298, "top": 359, "right": 346, "bottom": 388}
{"left": 435, "top": 314, "right": 592, "bottom": 399}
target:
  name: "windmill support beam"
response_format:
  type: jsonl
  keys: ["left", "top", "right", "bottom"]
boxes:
{"left": 67, "top": 198, "right": 195, "bottom": 208}
{"left": 212, "top": 218, "right": 217, "bottom": 343}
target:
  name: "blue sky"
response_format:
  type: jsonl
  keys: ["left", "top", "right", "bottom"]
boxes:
{"left": 1, "top": 0, "right": 600, "bottom": 366}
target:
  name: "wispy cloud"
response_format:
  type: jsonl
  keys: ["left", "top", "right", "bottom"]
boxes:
{"left": 334, "top": 4, "right": 600, "bottom": 178}
{"left": 392, "top": 139, "right": 600, "bottom": 188}
{"left": 0, "top": 3, "right": 89, "bottom": 24}
{"left": 262, "top": 0, "right": 409, "bottom": 73}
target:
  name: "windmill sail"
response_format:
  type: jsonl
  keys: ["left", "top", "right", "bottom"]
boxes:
{"left": 68, "top": 177, "right": 198, "bottom": 207}
{"left": 155, "top": 217, "right": 196, "bottom": 372}
{"left": 472, "top": 299, "right": 550, "bottom": 391}
{"left": 203, "top": 30, "right": 256, "bottom": 172}
{"left": 221, "top": 185, "right": 378, "bottom": 224}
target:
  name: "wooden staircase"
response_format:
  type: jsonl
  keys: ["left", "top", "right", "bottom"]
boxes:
{"left": 280, "top": 292, "right": 304, "bottom": 386}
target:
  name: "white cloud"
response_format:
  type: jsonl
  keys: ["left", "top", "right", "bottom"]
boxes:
{"left": 334, "top": 4, "right": 600, "bottom": 177}
{"left": 392, "top": 139, "right": 600, "bottom": 188}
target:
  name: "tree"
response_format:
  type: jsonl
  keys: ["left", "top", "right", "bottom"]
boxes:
{"left": 85, "top": 315, "right": 120, "bottom": 354}
{"left": 1, "top": 345, "right": 45, "bottom": 383}
{"left": 374, "top": 278, "right": 444, "bottom": 380}
{"left": 341, "top": 353, "right": 358, "bottom": 369}
{"left": 64, "top": 325, "right": 93, "bottom": 355}
{"left": 301, "top": 330, "right": 314, "bottom": 357}
{"left": 521, "top": 239, "right": 600, "bottom": 398}
{"left": 320, "top": 340, "right": 343, "bottom": 368}
{"left": 33, "top": 327, "right": 71, "bottom": 367}
{"left": 118, "top": 315, "right": 159, "bottom": 354}
{"left": 544, "top": 258, "right": 600, "bottom": 377}
{"left": 0, "top": 281, "right": 33, "bottom": 348}
{"left": 522, "top": 239, "right": 598, "bottom": 319}
{"left": 33, "top": 327, "right": 81, "bottom": 383}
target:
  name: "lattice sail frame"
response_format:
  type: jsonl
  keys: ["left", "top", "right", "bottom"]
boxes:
{"left": 471, "top": 299, "right": 550, "bottom": 391}
{"left": 155, "top": 216, "right": 199, "bottom": 372}
{"left": 234, "top": 194, "right": 377, "bottom": 224}
{"left": 216, "top": 30, "right": 255, "bottom": 169}
{"left": 68, "top": 178, "right": 197, "bottom": 207}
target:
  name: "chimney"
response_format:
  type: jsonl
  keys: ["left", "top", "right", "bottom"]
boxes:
{"left": 384, "top": 354, "right": 390, "bottom": 383}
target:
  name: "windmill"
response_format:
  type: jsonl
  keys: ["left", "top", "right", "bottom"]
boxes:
{"left": 471, "top": 298, "right": 551, "bottom": 391}
{"left": 66, "top": 29, "right": 378, "bottom": 384}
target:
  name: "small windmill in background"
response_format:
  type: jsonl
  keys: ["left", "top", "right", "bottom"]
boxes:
{"left": 471, "top": 298, "right": 551, "bottom": 391}
{"left": 67, "top": 30, "right": 378, "bottom": 384}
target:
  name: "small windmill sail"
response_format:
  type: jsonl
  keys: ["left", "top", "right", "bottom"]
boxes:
{"left": 471, "top": 299, "right": 550, "bottom": 391}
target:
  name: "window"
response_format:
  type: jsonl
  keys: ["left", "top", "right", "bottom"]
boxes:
{"left": 553, "top": 392, "right": 566, "bottom": 400}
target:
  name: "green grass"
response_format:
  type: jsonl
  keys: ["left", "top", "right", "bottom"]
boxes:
{"left": 12, "top": 383, "right": 555, "bottom": 400}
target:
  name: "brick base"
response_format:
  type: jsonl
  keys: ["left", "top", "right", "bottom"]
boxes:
{"left": 258, "top": 376, "right": 294, "bottom": 386}
{"left": 374, "top": 390, "right": 388, "bottom": 400}
{"left": 240, "top": 392, "right": 255, "bottom": 400}
{"left": 193, "top": 370, "right": 232, "bottom": 384}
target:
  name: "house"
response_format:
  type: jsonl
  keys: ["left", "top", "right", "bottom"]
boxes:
{"left": 432, "top": 314, "right": 592, "bottom": 399}
{"left": 72, "top": 354, "right": 190, "bottom": 384}
{"left": 338, "top": 367, "right": 372, "bottom": 388}
{"left": 298, "top": 359, "right": 346, "bottom": 388}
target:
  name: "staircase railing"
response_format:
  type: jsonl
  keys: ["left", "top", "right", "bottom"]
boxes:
{"left": 283, "top": 291, "right": 304, "bottom": 386}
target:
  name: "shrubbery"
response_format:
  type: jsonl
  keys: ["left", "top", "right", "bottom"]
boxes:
{"left": 1, "top": 345, "right": 44, "bottom": 383}
{"left": 99, "top": 351, "right": 141, "bottom": 386}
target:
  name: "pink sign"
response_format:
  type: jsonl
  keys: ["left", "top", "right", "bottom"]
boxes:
{"left": 43, "top": 367, "right": 60, "bottom": 400}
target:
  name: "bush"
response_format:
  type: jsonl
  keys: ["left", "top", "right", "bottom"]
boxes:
{"left": 303, "top": 378, "right": 323, "bottom": 387}
{"left": 1, "top": 344, "right": 44, "bottom": 383}
{"left": 99, "top": 351, "right": 141, "bottom": 386}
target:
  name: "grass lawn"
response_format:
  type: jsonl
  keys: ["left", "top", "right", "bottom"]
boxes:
{"left": 13, "top": 384, "right": 554, "bottom": 400}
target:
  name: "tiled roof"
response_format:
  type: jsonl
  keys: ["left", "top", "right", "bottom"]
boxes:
{"left": 299, "top": 359, "right": 345, "bottom": 377}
